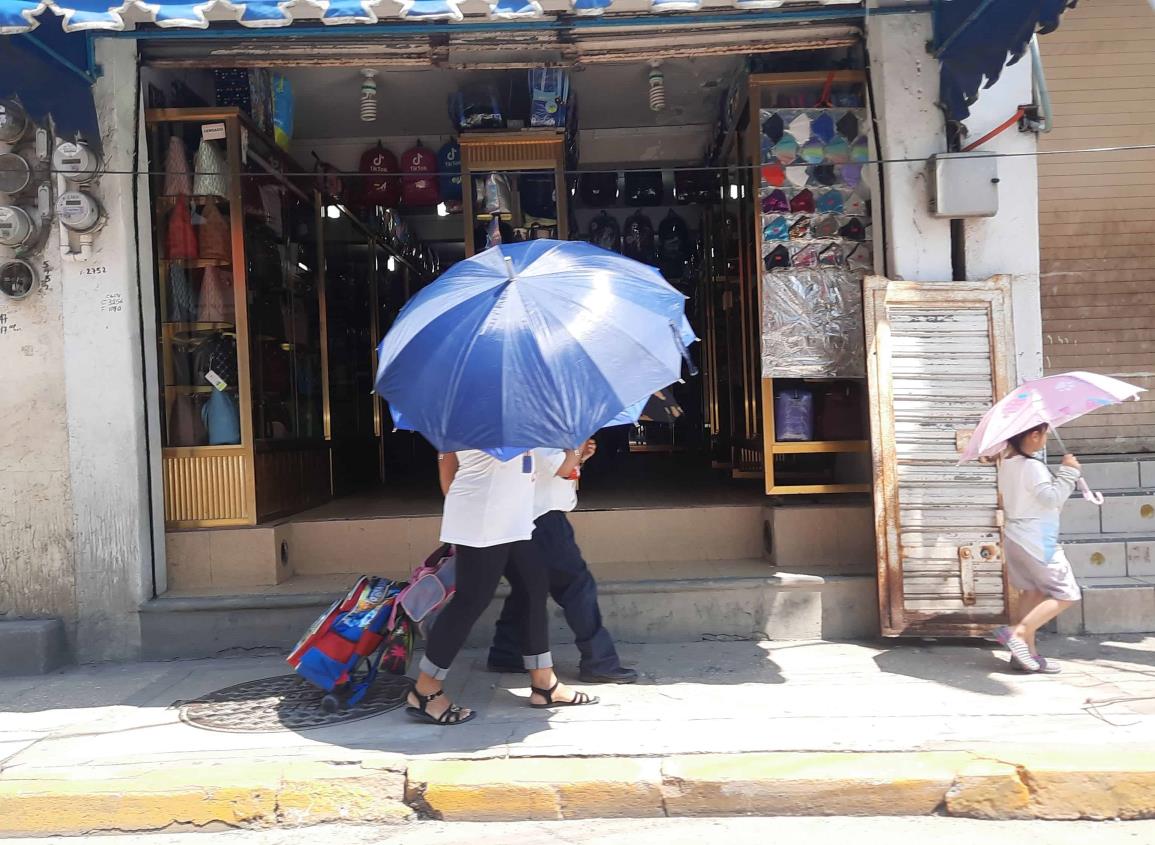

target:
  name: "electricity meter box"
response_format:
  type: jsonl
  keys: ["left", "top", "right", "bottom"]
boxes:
{"left": 927, "top": 152, "right": 999, "bottom": 218}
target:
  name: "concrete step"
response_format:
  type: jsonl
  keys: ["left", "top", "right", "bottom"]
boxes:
{"left": 1057, "top": 577, "right": 1155, "bottom": 636}
{"left": 139, "top": 565, "right": 879, "bottom": 660}
{"left": 1063, "top": 492, "right": 1155, "bottom": 536}
{"left": 762, "top": 500, "right": 875, "bottom": 575}
{"left": 1062, "top": 534, "right": 1155, "bottom": 580}
{"left": 164, "top": 504, "right": 769, "bottom": 593}
{"left": 1048, "top": 456, "right": 1155, "bottom": 492}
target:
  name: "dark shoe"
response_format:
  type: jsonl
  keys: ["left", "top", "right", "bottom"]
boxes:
{"left": 579, "top": 666, "right": 639, "bottom": 685}
{"left": 529, "top": 679, "right": 599, "bottom": 709}
{"left": 486, "top": 661, "right": 527, "bottom": 674}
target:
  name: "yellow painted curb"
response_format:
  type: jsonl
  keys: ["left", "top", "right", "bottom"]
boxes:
{"left": 662, "top": 752, "right": 973, "bottom": 817}
{"left": 407, "top": 757, "right": 665, "bottom": 822}
{"left": 0, "top": 759, "right": 411, "bottom": 836}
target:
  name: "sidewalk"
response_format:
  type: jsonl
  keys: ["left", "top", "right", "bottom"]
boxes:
{"left": 4, "top": 636, "right": 1155, "bottom": 834}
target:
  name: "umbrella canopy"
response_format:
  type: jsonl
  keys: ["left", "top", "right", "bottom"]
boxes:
{"left": 958, "top": 371, "right": 1145, "bottom": 464}
{"left": 376, "top": 240, "right": 695, "bottom": 457}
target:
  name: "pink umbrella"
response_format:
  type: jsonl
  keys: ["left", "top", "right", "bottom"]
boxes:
{"left": 958, "top": 371, "right": 1145, "bottom": 503}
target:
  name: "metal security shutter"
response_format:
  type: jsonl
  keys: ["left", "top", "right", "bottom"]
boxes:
{"left": 865, "top": 276, "right": 1015, "bottom": 637}
{"left": 1037, "top": 0, "right": 1155, "bottom": 454}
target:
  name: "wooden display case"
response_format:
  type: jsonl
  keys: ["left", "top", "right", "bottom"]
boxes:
{"left": 459, "top": 130, "right": 569, "bottom": 257}
{"left": 746, "top": 71, "right": 874, "bottom": 495}
{"left": 146, "top": 108, "right": 331, "bottom": 527}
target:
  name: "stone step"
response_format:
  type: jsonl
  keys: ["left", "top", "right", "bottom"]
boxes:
{"left": 1061, "top": 535, "right": 1155, "bottom": 580}
{"left": 139, "top": 566, "right": 878, "bottom": 660}
{"left": 762, "top": 500, "right": 875, "bottom": 575}
{"left": 1056, "top": 578, "right": 1155, "bottom": 636}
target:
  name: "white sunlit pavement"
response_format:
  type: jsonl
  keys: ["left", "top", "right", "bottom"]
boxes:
{"left": 3, "top": 637, "right": 1155, "bottom": 834}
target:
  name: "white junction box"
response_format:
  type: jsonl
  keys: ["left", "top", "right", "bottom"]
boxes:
{"left": 928, "top": 152, "right": 1000, "bottom": 218}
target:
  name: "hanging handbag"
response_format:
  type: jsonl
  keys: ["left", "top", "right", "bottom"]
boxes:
{"left": 192, "top": 139, "right": 229, "bottom": 198}
{"left": 163, "top": 136, "right": 192, "bottom": 197}
{"left": 169, "top": 393, "right": 208, "bottom": 446}
{"left": 207, "top": 332, "right": 238, "bottom": 388}
{"left": 199, "top": 201, "right": 231, "bottom": 263}
{"left": 202, "top": 388, "right": 242, "bottom": 446}
{"left": 167, "top": 263, "right": 197, "bottom": 323}
{"left": 166, "top": 201, "right": 198, "bottom": 261}
{"left": 197, "top": 266, "right": 234, "bottom": 323}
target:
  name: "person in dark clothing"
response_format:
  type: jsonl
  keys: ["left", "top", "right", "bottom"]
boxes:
{"left": 487, "top": 441, "right": 638, "bottom": 684}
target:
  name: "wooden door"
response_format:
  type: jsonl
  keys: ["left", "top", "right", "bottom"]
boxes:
{"left": 865, "top": 276, "right": 1016, "bottom": 636}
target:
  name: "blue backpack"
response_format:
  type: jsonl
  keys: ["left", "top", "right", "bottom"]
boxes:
{"left": 438, "top": 139, "right": 462, "bottom": 204}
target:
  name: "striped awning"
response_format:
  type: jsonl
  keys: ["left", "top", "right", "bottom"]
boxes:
{"left": 0, "top": 0, "right": 860, "bottom": 32}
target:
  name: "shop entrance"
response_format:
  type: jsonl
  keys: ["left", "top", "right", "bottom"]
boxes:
{"left": 140, "top": 33, "right": 879, "bottom": 605}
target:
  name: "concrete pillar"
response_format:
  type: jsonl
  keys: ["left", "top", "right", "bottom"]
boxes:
{"left": 57, "top": 39, "right": 154, "bottom": 660}
{"left": 866, "top": 10, "right": 953, "bottom": 281}
{"left": 868, "top": 10, "right": 1043, "bottom": 384}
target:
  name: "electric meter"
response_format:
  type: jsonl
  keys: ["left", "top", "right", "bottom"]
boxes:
{"left": 0, "top": 152, "right": 32, "bottom": 194}
{"left": 52, "top": 141, "right": 100, "bottom": 183}
{"left": 0, "top": 100, "right": 28, "bottom": 144}
{"left": 0, "top": 258, "right": 36, "bottom": 299}
{"left": 0, "top": 205, "right": 35, "bottom": 247}
{"left": 56, "top": 191, "right": 101, "bottom": 232}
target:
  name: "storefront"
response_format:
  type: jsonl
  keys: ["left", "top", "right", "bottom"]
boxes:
{"left": 0, "top": 0, "right": 1072, "bottom": 661}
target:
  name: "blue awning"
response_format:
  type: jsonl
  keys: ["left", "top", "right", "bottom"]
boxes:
{"left": 0, "top": 0, "right": 860, "bottom": 30}
{"left": 934, "top": 0, "right": 1077, "bottom": 122}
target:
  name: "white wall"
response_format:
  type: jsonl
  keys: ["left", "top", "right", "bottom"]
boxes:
{"left": 0, "top": 39, "right": 153, "bottom": 661}
{"left": 867, "top": 10, "right": 1043, "bottom": 385}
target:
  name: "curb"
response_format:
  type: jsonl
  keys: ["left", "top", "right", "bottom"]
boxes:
{"left": 5, "top": 749, "right": 1155, "bottom": 835}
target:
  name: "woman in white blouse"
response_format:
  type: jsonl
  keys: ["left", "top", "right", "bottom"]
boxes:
{"left": 406, "top": 448, "right": 600, "bottom": 725}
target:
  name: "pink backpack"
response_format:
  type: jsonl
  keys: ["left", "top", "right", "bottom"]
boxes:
{"left": 397, "top": 544, "right": 456, "bottom": 637}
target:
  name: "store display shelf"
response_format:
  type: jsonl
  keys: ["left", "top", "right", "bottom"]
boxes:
{"left": 771, "top": 439, "right": 868, "bottom": 454}
{"left": 768, "top": 483, "right": 871, "bottom": 495}
{"left": 159, "top": 258, "right": 231, "bottom": 269}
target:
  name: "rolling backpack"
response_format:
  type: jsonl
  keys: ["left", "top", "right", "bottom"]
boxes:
{"left": 658, "top": 210, "right": 690, "bottom": 281}
{"left": 396, "top": 544, "right": 457, "bottom": 638}
{"left": 287, "top": 576, "right": 409, "bottom": 710}
{"left": 622, "top": 210, "right": 656, "bottom": 265}
{"left": 588, "top": 211, "right": 621, "bottom": 253}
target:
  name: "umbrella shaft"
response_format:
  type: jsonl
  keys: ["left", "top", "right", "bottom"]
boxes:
{"left": 1049, "top": 428, "right": 1069, "bottom": 454}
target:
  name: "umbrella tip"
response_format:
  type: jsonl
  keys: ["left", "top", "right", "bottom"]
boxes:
{"left": 503, "top": 255, "right": 517, "bottom": 282}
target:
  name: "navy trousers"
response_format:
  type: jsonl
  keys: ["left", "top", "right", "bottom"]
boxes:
{"left": 489, "top": 510, "right": 622, "bottom": 675}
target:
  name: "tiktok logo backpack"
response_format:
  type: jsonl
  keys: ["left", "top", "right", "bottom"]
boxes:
{"left": 401, "top": 141, "right": 439, "bottom": 207}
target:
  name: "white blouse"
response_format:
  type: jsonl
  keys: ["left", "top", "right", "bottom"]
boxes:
{"left": 440, "top": 450, "right": 537, "bottom": 548}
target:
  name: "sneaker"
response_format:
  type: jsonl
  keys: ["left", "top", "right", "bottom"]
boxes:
{"left": 993, "top": 626, "right": 1040, "bottom": 672}
{"left": 1010, "top": 655, "right": 1061, "bottom": 675}
{"left": 579, "top": 666, "right": 639, "bottom": 684}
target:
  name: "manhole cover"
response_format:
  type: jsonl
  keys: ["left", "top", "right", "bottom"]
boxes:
{"left": 178, "top": 674, "right": 412, "bottom": 733}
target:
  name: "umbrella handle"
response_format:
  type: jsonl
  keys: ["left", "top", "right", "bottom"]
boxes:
{"left": 1077, "top": 478, "right": 1105, "bottom": 505}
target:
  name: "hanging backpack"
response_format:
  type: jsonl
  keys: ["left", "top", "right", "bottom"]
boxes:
{"left": 622, "top": 211, "right": 656, "bottom": 265}
{"left": 624, "top": 169, "right": 665, "bottom": 206}
{"left": 287, "top": 576, "right": 407, "bottom": 709}
{"left": 401, "top": 141, "right": 439, "bottom": 207}
{"left": 437, "top": 139, "right": 463, "bottom": 205}
{"left": 518, "top": 173, "right": 557, "bottom": 222}
{"left": 658, "top": 210, "right": 690, "bottom": 281}
{"left": 588, "top": 211, "right": 621, "bottom": 253}
{"left": 359, "top": 142, "right": 401, "bottom": 208}
{"left": 580, "top": 172, "right": 618, "bottom": 207}
{"left": 528, "top": 68, "right": 570, "bottom": 128}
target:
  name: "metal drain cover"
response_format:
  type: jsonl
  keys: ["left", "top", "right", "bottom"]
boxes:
{"left": 178, "top": 674, "right": 411, "bottom": 733}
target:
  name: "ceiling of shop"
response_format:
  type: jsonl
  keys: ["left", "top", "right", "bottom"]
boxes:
{"left": 282, "top": 56, "right": 739, "bottom": 141}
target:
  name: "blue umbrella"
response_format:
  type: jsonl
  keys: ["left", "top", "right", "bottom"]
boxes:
{"left": 375, "top": 240, "right": 696, "bottom": 458}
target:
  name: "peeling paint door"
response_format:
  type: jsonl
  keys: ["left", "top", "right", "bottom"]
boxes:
{"left": 865, "top": 276, "right": 1016, "bottom": 637}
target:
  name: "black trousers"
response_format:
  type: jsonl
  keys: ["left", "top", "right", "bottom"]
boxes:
{"left": 422, "top": 539, "right": 551, "bottom": 677}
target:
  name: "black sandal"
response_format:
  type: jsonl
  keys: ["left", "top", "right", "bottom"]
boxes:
{"left": 529, "top": 679, "right": 599, "bottom": 709}
{"left": 406, "top": 689, "right": 476, "bottom": 726}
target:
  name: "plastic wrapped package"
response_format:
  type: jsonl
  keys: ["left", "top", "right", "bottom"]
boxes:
{"left": 761, "top": 268, "right": 865, "bottom": 379}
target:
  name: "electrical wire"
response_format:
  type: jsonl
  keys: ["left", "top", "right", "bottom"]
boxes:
{"left": 963, "top": 108, "right": 1025, "bottom": 152}
{"left": 42, "top": 139, "right": 1155, "bottom": 179}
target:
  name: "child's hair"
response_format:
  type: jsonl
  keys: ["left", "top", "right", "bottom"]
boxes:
{"left": 1007, "top": 423, "right": 1048, "bottom": 460}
